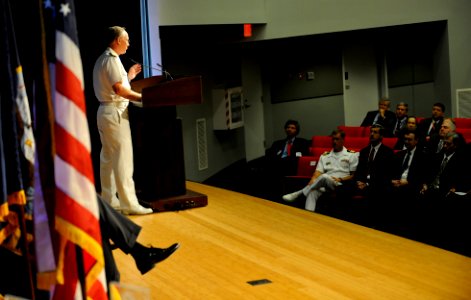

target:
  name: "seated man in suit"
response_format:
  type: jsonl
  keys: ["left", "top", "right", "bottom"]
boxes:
{"left": 281, "top": 129, "right": 358, "bottom": 212}
{"left": 355, "top": 124, "right": 395, "bottom": 228}
{"left": 394, "top": 116, "right": 418, "bottom": 150}
{"left": 262, "top": 119, "right": 310, "bottom": 200}
{"left": 445, "top": 140, "right": 471, "bottom": 256}
{"left": 393, "top": 102, "right": 409, "bottom": 137}
{"left": 360, "top": 98, "right": 396, "bottom": 137}
{"left": 390, "top": 129, "right": 426, "bottom": 237}
{"left": 424, "top": 117, "right": 456, "bottom": 154}
{"left": 265, "top": 119, "right": 310, "bottom": 176}
{"left": 417, "top": 102, "right": 446, "bottom": 151}
{"left": 419, "top": 131, "right": 467, "bottom": 251}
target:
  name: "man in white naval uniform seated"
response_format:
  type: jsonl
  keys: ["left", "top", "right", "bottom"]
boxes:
{"left": 282, "top": 129, "right": 359, "bottom": 212}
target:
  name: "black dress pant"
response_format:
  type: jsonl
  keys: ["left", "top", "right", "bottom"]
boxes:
{"left": 97, "top": 195, "right": 141, "bottom": 282}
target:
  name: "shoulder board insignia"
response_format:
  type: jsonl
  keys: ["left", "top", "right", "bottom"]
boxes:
{"left": 347, "top": 149, "right": 356, "bottom": 153}
{"left": 322, "top": 151, "right": 330, "bottom": 156}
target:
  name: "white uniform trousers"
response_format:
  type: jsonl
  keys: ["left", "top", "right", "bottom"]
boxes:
{"left": 302, "top": 174, "right": 339, "bottom": 212}
{"left": 97, "top": 103, "right": 140, "bottom": 210}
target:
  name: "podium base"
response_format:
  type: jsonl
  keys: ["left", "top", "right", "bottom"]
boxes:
{"left": 139, "top": 190, "right": 208, "bottom": 212}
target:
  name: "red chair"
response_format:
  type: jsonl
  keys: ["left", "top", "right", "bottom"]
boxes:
{"left": 338, "top": 125, "right": 368, "bottom": 137}
{"left": 311, "top": 147, "right": 331, "bottom": 158}
{"left": 283, "top": 156, "right": 318, "bottom": 197}
{"left": 454, "top": 118, "right": 471, "bottom": 129}
{"left": 344, "top": 137, "right": 369, "bottom": 151}
{"left": 416, "top": 117, "right": 425, "bottom": 124}
{"left": 311, "top": 135, "right": 332, "bottom": 148}
{"left": 382, "top": 137, "right": 398, "bottom": 149}
{"left": 294, "top": 156, "right": 318, "bottom": 177}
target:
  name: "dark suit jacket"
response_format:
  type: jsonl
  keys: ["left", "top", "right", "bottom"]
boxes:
{"left": 424, "top": 150, "right": 466, "bottom": 197}
{"left": 460, "top": 143, "right": 471, "bottom": 192}
{"left": 418, "top": 117, "right": 443, "bottom": 142}
{"left": 393, "top": 127, "right": 412, "bottom": 150}
{"left": 422, "top": 134, "right": 443, "bottom": 154}
{"left": 361, "top": 110, "right": 396, "bottom": 137}
{"left": 419, "top": 117, "right": 443, "bottom": 135}
{"left": 355, "top": 143, "right": 395, "bottom": 194}
{"left": 392, "top": 147, "right": 427, "bottom": 194}
{"left": 265, "top": 137, "right": 310, "bottom": 176}
{"left": 393, "top": 116, "right": 408, "bottom": 136}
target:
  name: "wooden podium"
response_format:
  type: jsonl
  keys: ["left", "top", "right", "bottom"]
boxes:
{"left": 129, "top": 75, "right": 207, "bottom": 212}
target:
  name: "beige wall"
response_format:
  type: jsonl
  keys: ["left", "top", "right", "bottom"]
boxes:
{"left": 155, "top": 0, "right": 470, "bottom": 113}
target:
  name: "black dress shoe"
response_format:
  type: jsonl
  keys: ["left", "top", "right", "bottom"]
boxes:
{"left": 135, "top": 243, "right": 180, "bottom": 275}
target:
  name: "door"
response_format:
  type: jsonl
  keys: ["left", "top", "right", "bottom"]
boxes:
{"left": 241, "top": 55, "right": 266, "bottom": 161}
{"left": 342, "top": 42, "right": 380, "bottom": 126}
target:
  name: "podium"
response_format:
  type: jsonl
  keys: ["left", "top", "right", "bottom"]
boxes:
{"left": 129, "top": 75, "right": 207, "bottom": 212}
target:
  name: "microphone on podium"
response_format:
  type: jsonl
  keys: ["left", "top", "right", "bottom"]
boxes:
{"left": 156, "top": 62, "right": 174, "bottom": 80}
{"left": 128, "top": 57, "right": 174, "bottom": 80}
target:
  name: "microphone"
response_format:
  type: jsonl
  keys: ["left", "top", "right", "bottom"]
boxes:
{"left": 128, "top": 58, "right": 161, "bottom": 72}
{"left": 127, "top": 58, "right": 173, "bottom": 80}
{"left": 156, "top": 62, "right": 174, "bottom": 80}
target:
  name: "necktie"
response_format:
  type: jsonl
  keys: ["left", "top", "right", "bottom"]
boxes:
{"left": 439, "top": 156, "right": 448, "bottom": 174}
{"left": 393, "top": 122, "right": 399, "bottom": 136}
{"left": 367, "top": 147, "right": 375, "bottom": 174}
{"left": 395, "top": 120, "right": 401, "bottom": 133}
{"left": 286, "top": 140, "right": 292, "bottom": 156}
{"left": 368, "top": 147, "right": 375, "bottom": 162}
{"left": 282, "top": 140, "right": 292, "bottom": 158}
{"left": 402, "top": 151, "right": 411, "bottom": 172}
{"left": 431, "top": 156, "right": 448, "bottom": 189}
{"left": 428, "top": 120, "right": 435, "bottom": 135}
{"left": 436, "top": 140, "right": 444, "bottom": 153}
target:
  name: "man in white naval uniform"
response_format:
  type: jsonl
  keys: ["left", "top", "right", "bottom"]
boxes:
{"left": 282, "top": 129, "right": 359, "bottom": 212}
{"left": 93, "top": 26, "right": 152, "bottom": 215}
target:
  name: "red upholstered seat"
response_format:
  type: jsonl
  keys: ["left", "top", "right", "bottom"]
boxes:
{"left": 338, "top": 125, "right": 368, "bottom": 137}
{"left": 294, "top": 156, "right": 318, "bottom": 177}
{"left": 311, "top": 147, "right": 331, "bottom": 158}
{"left": 454, "top": 118, "right": 471, "bottom": 129}
{"left": 283, "top": 156, "right": 317, "bottom": 197}
{"left": 311, "top": 136, "right": 332, "bottom": 148}
{"left": 344, "top": 137, "right": 369, "bottom": 151}
{"left": 382, "top": 137, "right": 398, "bottom": 149}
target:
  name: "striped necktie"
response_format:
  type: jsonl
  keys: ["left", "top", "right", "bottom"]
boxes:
{"left": 402, "top": 151, "right": 411, "bottom": 173}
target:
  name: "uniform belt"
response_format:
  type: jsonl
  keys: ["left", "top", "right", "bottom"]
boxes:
{"left": 100, "top": 101, "right": 128, "bottom": 106}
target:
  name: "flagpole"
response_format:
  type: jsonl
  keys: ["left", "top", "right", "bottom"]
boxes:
{"left": 75, "top": 245, "right": 87, "bottom": 300}
{"left": 17, "top": 205, "right": 36, "bottom": 300}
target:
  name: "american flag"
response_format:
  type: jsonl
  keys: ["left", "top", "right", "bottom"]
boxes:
{"left": 50, "top": 0, "right": 107, "bottom": 299}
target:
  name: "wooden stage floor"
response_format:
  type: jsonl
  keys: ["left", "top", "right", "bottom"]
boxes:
{"left": 114, "top": 181, "right": 471, "bottom": 299}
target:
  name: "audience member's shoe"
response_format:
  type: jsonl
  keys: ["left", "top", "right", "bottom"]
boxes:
{"left": 134, "top": 243, "right": 180, "bottom": 275}
{"left": 122, "top": 205, "right": 153, "bottom": 215}
{"left": 282, "top": 190, "right": 303, "bottom": 202}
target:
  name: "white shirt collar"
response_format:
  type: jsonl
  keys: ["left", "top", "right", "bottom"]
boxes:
{"left": 106, "top": 47, "right": 119, "bottom": 57}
